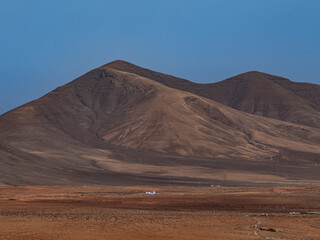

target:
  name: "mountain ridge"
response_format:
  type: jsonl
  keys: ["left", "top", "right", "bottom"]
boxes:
{"left": 105, "top": 60, "right": 320, "bottom": 128}
{"left": 0, "top": 61, "right": 320, "bottom": 186}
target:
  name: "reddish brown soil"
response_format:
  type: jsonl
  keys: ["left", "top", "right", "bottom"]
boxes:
{"left": 0, "top": 186, "right": 319, "bottom": 239}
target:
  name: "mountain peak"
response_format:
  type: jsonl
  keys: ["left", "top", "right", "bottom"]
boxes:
{"left": 99, "top": 60, "right": 139, "bottom": 71}
{"left": 228, "top": 71, "right": 290, "bottom": 83}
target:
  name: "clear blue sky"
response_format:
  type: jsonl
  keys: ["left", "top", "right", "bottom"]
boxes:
{"left": 1, "top": 0, "right": 319, "bottom": 114}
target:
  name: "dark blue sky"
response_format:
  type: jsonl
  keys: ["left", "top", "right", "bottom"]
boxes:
{"left": 1, "top": 0, "right": 319, "bottom": 114}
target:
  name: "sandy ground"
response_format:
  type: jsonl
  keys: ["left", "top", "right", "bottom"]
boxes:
{"left": 0, "top": 186, "right": 319, "bottom": 239}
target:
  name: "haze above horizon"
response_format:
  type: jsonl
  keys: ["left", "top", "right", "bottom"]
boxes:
{"left": 1, "top": 0, "right": 319, "bottom": 114}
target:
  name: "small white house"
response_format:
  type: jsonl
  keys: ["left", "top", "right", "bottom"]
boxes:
{"left": 145, "top": 191, "right": 156, "bottom": 195}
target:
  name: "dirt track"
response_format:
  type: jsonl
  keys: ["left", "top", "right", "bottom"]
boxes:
{"left": 0, "top": 186, "right": 319, "bottom": 239}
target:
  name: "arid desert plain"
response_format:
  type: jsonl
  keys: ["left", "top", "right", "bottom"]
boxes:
{"left": 0, "top": 186, "right": 319, "bottom": 240}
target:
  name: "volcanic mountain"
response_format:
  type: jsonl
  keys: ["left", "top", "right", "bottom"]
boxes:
{"left": 0, "top": 61, "right": 319, "bottom": 186}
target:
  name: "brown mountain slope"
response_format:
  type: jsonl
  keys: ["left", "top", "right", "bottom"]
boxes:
{"left": 0, "top": 64, "right": 320, "bottom": 186}
{"left": 106, "top": 61, "right": 320, "bottom": 128}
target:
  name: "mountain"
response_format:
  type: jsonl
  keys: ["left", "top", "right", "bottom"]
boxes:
{"left": 0, "top": 61, "right": 320, "bottom": 186}
{"left": 106, "top": 61, "right": 320, "bottom": 128}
